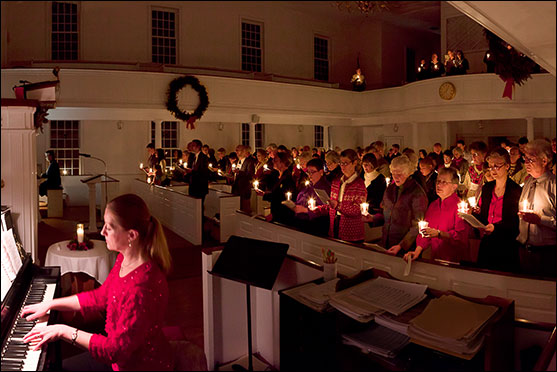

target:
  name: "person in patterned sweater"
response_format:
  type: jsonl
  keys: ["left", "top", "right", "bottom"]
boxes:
{"left": 313, "top": 149, "right": 367, "bottom": 242}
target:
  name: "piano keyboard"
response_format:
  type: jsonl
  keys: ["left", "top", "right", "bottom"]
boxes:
{"left": 1, "top": 279, "right": 56, "bottom": 371}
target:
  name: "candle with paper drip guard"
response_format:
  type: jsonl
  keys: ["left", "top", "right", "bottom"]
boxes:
{"left": 253, "top": 180, "right": 260, "bottom": 191}
{"left": 360, "top": 202, "right": 369, "bottom": 216}
{"left": 467, "top": 197, "right": 477, "bottom": 209}
{"left": 520, "top": 200, "right": 534, "bottom": 213}
{"left": 76, "top": 224, "right": 85, "bottom": 243}
{"left": 418, "top": 220, "right": 429, "bottom": 237}
{"left": 385, "top": 177, "right": 391, "bottom": 186}
{"left": 263, "top": 164, "right": 269, "bottom": 171}
{"left": 457, "top": 200, "right": 469, "bottom": 214}
{"left": 308, "top": 197, "right": 316, "bottom": 211}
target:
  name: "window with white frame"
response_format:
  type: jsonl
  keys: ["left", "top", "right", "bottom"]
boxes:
{"left": 255, "top": 124, "right": 265, "bottom": 150}
{"left": 51, "top": 2, "right": 78, "bottom": 60}
{"left": 150, "top": 121, "right": 156, "bottom": 145}
{"left": 152, "top": 8, "right": 177, "bottom": 64}
{"left": 241, "top": 21, "right": 262, "bottom": 72}
{"left": 50, "top": 120, "right": 80, "bottom": 175}
{"left": 314, "top": 36, "right": 329, "bottom": 81}
{"left": 241, "top": 123, "right": 250, "bottom": 146}
{"left": 314, "top": 125, "right": 324, "bottom": 148}
{"left": 161, "top": 121, "right": 179, "bottom": 166}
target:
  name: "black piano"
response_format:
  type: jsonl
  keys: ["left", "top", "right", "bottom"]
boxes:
{"left": 1, "top": 207, "right": 61, "bottom": 371}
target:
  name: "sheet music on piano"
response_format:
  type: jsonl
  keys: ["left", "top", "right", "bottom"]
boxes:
{"left": 1, "top": 228, "right": 23, "bottom": 301}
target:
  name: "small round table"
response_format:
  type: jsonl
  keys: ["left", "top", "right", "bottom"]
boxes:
{"left": 45, "top": 239, "right": 117, "bottom": 284}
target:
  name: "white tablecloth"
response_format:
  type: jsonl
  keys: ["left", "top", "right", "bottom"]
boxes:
{"left": 45, "top": 240, "right": 117, "bottom": 284}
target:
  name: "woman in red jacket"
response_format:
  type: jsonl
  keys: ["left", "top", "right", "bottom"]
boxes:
{"left": 314, "top": 149, "right": 367, "bottom": 242}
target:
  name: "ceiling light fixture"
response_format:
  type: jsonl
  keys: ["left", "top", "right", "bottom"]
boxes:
{"left": 335, "top": 1, "right": 392, "bottom": 16}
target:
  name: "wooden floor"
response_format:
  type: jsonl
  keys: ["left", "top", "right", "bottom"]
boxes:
{"left": 37, "top": 205, "right": 220, "bottom": 359}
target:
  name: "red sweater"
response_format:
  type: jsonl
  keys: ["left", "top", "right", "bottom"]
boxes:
{"left": 77, "top": 254, "right": 173, "bottom": 371}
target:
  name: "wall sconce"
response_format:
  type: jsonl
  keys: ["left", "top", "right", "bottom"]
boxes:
{"left": 218, "top": 122, "right": 224, "bottom": 131}
{"left": 116, "top": 121, "right": 123, "bottom": 130}
{"left": 393, "top": 123, "right": 399, "bottom": 132}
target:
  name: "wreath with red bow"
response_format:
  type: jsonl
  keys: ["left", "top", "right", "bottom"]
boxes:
{"left": 166, "top": 76, "right": 209, "bottom": 129}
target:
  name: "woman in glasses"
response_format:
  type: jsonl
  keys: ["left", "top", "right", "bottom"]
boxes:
{"left": 473, "top": 147, "right": 522, "bottom": 272}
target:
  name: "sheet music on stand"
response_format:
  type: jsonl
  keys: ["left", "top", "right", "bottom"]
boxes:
{"left": 350, "top": 277, "right": 427, "bottom": 316}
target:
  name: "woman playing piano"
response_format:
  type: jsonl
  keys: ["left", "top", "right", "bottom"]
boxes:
{"left": 21, "top": 194, "right": 174, "bottom": 371}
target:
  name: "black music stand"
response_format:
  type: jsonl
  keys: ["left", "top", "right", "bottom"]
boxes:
{"left": 208, "top": 235, "right": 289, "bottom": 371}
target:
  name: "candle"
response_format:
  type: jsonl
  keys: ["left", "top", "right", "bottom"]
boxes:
{"left": 149, "top": 168, "right": 153, "bottom": 173}
{"left": 486, "top": 52, "right": 490, "bottom": 58}
{"left": 147, "top": 177, "right": 151, "bottom": 184}
{"left": 253, "top": 180, "right": 259, "bottom": 190}
{"left": 385, "top": 177, "right": 391, "bottom": 186}
{"left": 418, "top": 220, "right": 429, "bottom": 237}
{"left": 458, "top": 200, "right": 469, "bottom": 213}
{"left": 218, "top": 169, "right": 223, "bottom": 176}
{"left": 185, "top": 162, "right": 188, "bottom": 168}
{"left": 232, "top": 164, "right": 236, "bottom": 170}
{"left": 521, "top": 200, "right": 533, "bottom": 213}
{"left": 286, "top": 191, "right": 292, "bottom": 201}
{"left": 139, "top": 162, "right": 143, "bottom": 169}
{"left": 305, "top": 180, "right": 310, "bottom": 187}
{"left": 263, "top": 164, "right": 269, "bottom": 171}
{"left": 209, "top": 163, "right": 213, "bottom": 168}
{"left": 360, "top": 202, "right": 369, "bottom": 216}
{"left": 62, "top": 169, "right": 67, "bottom": 175}
{"left": 308, "top": 197, "right": 316, "bottom": 211}
{"left": 76, "top": 223, "right": 84, "bottom": 243}
{"left": 179, "top": 159, "right": 183, "bottom": 165}
{"left": 297, "top": 164, "right": 301, "bottom": 169}
{"left": 467, "top": 197, "right": 477, "bottom": 209}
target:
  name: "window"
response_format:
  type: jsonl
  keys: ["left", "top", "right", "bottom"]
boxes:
{"left": 241, "top": 21, "right": 262, "bottom": 72}
{"left": 150, "top": 121, "right": 156, "bottom": 145}
{"left": 50, "top": 120, "right": 80, "bottom": 175}
{"left": 161, "top": 121, "right": 179, "bottom": 166}
{"left": 255, "top": 124, "right": 265, "bottom": 149}
{"left": 152, "top": 9, "right": 177, "bottom": 64}
{"left": 241, "top": 123, "right": 250, "bottom": 146}
{"left": 314, "top": 36, "right": 329, "bottom": 81}
{"left": 314, "top": 125, "right": 324, "bottom": 148}
{"left": 51, "top": 2, "right": 78, "bottom": 60}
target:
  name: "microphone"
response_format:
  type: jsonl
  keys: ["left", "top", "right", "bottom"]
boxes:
{"left": 79, "top": 153, "right": 91, "bottom": 158}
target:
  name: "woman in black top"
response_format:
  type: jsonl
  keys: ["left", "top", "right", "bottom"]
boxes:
{"left": 472, "top": 148, "right": 522, "bottom": 272}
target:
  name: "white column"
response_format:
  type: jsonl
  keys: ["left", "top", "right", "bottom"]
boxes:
{"left": 1, "top": 105, "right": 38, "bottom": 262}
{"left": 155, "top": 120, "right": 162, "bottom": 148}
{"left": 249, "top": 121, "right": 256, "bottom": 151}
{"left": 526, "top": 117, "right": 535, "bottom": 141}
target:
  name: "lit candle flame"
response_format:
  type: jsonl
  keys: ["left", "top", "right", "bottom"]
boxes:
{"left": 360, "top": 202, "right": 369, "bottom": 216}
{"left": 62, "top": 169, "right": 68, "bottom": 175}
{"left": 139, "top": 162, "right": 143, "bottom": 169}
{"left": 385, "top": 177, "right": 391, "bottom": 185}
{"left": 297, "top": 164, "right": 301, "bottom": 169}
{"left": 467, "top": 197, "right": 477, "bottom": 209}
{"left": 418, "top": 220, "right": 429, "bottom": 237}
{"left": 286, "top": 191, "right": 292, "bottom": 201}
{"left": 76, "top": 223, "right": 84, "bottom": 243}
{"left": 521, "top": 200, "right": 532, "bottom": 213}
{"left": 253, "top": 180, "right": 259, "bottom": 190}
{"left": 305, "top": 180, "right": 310, "bottom": 186}
{"left": 458, "top": 200, "right": 468, "bottom": 213}
{"left": 232, "top": 164, "right": 236, "bottom": 170}
{"left": 263, "top": 164, "right": 269, "bottom": 171}
{"left": 179, "top": 159, "right": 183, "bottom": 165}
{"left": 185, "top": 162, "right": 188, "bottom": 168}
{"left": 209, "top": 163, "right": 213, "bottom": 168}
{"left": 308, "top": 197, "right": 316, "bottom": 211}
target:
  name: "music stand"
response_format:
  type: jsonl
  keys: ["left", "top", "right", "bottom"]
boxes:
{"left": 208, "top": 235, "right": 289, "bottom": 371}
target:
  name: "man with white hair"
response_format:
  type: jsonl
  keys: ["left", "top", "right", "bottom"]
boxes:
{"left": 516, "top": 139, "right": 556, "bottom": 276}
{"left": 377, "top": 155, "right": 428, "bottom": 256}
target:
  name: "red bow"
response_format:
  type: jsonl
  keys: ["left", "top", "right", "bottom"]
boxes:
{"left": 501, "top": 76, "right": 514, "bottom": 100}
{"left": 185, "top": 116, "right": 197, "bottom": 129}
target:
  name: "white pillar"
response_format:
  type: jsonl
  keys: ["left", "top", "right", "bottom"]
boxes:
{"left": 155, "top": 120, "right": 162, "bottom": 148}
{"left": 249, "top": 121, "right": 256, "bottom": 152}
{"left": 526, "top": 117, "right": 535, "bottom": 141}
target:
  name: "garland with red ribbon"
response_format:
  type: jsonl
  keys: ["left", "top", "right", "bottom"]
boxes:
{"left": 166, "top": 76, "right": 209, "bottom": 129}
{"left": 484, "top": 29, "right": 538, "bottom": 100}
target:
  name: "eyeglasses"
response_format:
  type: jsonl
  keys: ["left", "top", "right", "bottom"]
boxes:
{"left": 524, "top": 156, "right": 537, "bottom": 164}
{"left": 339, "top": 161, "right": 352, "bottom": 167}
{"left": 436, "top": 180, "right": 455, "bottom": 186}
{"left": 307, "top": 169, "right": 320, "bottom": 175}
{"left": 487, "top": 163, "right": 506, "bottom": 171}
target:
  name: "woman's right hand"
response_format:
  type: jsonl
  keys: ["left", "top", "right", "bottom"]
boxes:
{"left": 21, "top": 301, "right": 51, "bottom": 321}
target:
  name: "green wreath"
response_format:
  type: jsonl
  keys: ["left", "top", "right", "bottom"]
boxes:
{"left": 166, "top": 76, "right": 209, "bottom": 123}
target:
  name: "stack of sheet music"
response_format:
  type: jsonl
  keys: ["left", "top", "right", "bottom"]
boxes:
{"left": 374, "top": 297, "right": 431, "bottom": 336}
{"left": 283, "top": 279, "right": 339, "bottom": 312}
{"left": 408, "top": 295, "right": 499, "bottom": 359}
{"left": 341, "top": 323, "right": 410, "bottom": 358}
{"left": 329, "top": 276, "right": 428, "bottom": 323}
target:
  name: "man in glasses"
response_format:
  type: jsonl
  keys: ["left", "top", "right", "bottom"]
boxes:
{"left": 516, "top": 139, "right": 556, "bottom": 277}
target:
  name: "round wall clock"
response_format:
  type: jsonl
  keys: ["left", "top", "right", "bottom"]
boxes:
{"left": 439, "top": 82, "right": 456, "bottom": 100}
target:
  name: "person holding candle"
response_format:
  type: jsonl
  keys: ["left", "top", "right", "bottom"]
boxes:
{"left": 472, "top": 148, "right": 522, "bottom": 272}
{"left": 516, "top": 139, "right": 556, "bottom": 277}
{"left": 293, "top": 151, "right": 312, "bottom": 193}
{"left": 379, "top": 155, "right": 428, "bottom": 256}
{"left": 255, "top": 152, "right": 297, "bottom": 225}
{"left": 184, "top": 139, "right": 210, "bottom": 210}
{"left": 359, "top": 153, "right": 387, "bottom": 226}
{"left": 232, "top": 145, "right": 256, "bottom": 214}
{"left": 509, "top": 145, "right": 528, "bottom": 186}
{"left": 403, "top": 167, "right": 470, "bottom": 263}
{"left": 312, "top": 149, "right": 367, "bottom": 242}
{"left": 145, "top": 143, "right": 157, "bottom": 169}
{"left": 463, "top": 141, "right": 488, "bottom": 199}
{"left": 22, "top": 194, "right": 174, "bottom": 371}
{"left": 428, "top": 53, "right": 445, "bottom": 78}
{"left": 293, "top": 158, "right": 331, "bottom": 236}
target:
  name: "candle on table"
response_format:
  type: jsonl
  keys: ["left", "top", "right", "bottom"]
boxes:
{"left": 360, "top": 202, "right": 369, "bottom": 216}
{"left": 76, "top": 224, "right": 84, "bottom": 243}
{"left": 308, "top": 197, "right": 316, "bottom": 211}
{"left": 286, "top": 191, "right": 292, "bottom": 201}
